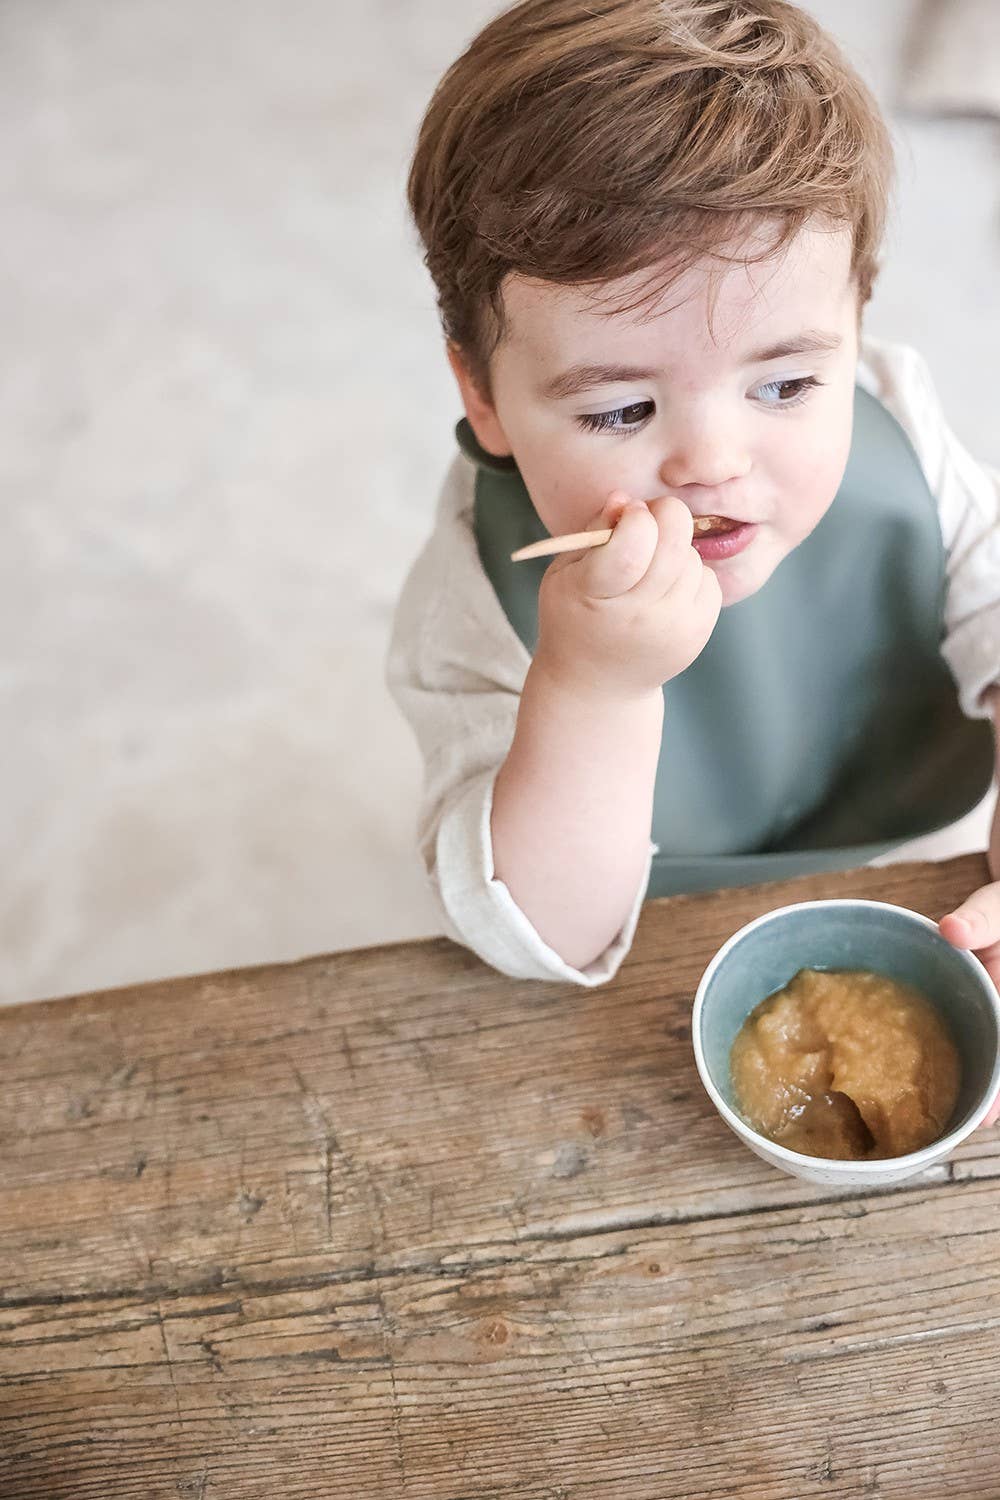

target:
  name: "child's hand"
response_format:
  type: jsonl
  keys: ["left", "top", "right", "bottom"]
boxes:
{"left": 533, "top": 492, "right": 723, "bottom": 703}
{"left": 940, "top": 871, "right": 1000, "bottom": 1127}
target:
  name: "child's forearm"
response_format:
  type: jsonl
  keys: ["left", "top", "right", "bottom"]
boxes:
{"left": 491, "top": 660, "right": 664, "bottom": 970}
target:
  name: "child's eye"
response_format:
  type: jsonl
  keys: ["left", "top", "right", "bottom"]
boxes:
{"left": 755, "top": 375, "right": 824, "bottom": 407}
{"left": 577, "top": 399, "right": 655, "bottom": 435}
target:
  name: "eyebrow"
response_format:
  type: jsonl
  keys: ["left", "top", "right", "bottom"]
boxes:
{"left": 747, "top": 330, "right": 844, "bottom": 363}
{"left": 541, "top": 362, "right": 659, "bottom": 400}
{"left": 540, "top": 330, "right": 843, "bottom": 401}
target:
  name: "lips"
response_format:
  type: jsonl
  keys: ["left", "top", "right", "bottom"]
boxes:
{"left": 692, "top": 518, "right": 757, "bottom": 562}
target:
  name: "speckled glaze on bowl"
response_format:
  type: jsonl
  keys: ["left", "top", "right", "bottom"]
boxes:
{"left": 692, "top": 899, "right": 1000, "bottom": 1187}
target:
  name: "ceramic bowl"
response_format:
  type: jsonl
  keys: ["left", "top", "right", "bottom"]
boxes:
{"left": 692, "top": 898, "right": 1000, "bottom": 1187}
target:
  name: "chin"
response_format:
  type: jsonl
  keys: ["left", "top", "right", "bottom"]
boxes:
{"left": 710, "top": 542, "right": 785, "bottom": 608}
{"left": 715, "top": 575, "right": 759, "bottom": 608}
{"left": 710, "top": 534, "right": 797, "bottom": 609}
{"left": 711, "top": 563, "right": 762, "bottom": 608}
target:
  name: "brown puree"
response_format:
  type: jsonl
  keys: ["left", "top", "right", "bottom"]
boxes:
{"left": 730, "top": 969, "right": 961, "bottom": 1161}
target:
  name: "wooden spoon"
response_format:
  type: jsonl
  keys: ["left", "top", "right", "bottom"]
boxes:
{"left": 511, "top": 514, "right": 723, "bottom": 562}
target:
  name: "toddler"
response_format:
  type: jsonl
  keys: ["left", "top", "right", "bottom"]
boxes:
{"left": 388, "top": 0, "right": 1000, "bottom": 1033}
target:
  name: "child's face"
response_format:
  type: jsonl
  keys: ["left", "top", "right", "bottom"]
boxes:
{"left": 453, "top": 221, "right": 859, "bottom": 607}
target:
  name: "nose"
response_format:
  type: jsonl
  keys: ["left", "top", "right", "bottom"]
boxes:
{"left": 657, "top": 411, "right": 751, "bottom": 493}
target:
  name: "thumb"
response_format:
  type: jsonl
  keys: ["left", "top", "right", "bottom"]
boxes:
{"left": 588, "top": 489, "right": 631, "bottom": 532}
{"left": 939, "top": 910, "right": 980, "bottom": 948}
{"left": 939, "top": 891, "right": 1000, "bottom": 951}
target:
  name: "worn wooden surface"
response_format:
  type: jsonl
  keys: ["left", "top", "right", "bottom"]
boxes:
{"left": 3, "top": 854, "right": 1000, "bottom": 1498}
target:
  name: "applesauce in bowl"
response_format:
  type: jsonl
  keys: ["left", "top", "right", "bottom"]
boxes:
{"left": 729, "top": 966, "right": 960, "bottom": 1161}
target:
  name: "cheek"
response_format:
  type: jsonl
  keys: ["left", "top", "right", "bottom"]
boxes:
{"left": 514, "top": 435, "right": 626, "bottom": 533}
{"left": 772, "top": 415, "right": 853, "bottom": 539}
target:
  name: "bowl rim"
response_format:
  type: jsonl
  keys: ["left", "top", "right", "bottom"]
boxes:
{"left": 691, "top": 897, "right": 1000, "bottom": 1174}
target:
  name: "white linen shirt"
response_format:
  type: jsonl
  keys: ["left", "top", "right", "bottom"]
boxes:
{"left": 387, "top": 336, "right": 1000, "bottom": 985}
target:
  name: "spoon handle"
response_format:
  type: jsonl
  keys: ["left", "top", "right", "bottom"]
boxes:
{"left": 510, "top": 528, "right": 612, "bottom": 562}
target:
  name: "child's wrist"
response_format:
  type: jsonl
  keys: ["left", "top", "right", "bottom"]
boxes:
{"left": 528, "top": 646, "right": 664, "bottom": 716}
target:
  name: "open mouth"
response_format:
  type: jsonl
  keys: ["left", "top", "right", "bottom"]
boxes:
{"left": 691, "top": 515, "right": 758, "bottom": 562}
{"left": 692, "top": 514, "right": 743, "bottom": 537}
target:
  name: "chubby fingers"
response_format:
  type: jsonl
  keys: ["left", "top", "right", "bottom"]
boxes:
{"left": 634, "top": 496, "right": 701, "bottom": 598}
{"left": 576, "top": 493, "right": 700, "bottom": 601}
{"left": 579, "top": 496, "right": 660, "bottom": 598}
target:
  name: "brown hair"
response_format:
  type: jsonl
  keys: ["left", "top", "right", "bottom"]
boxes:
{"left": 407, "top": 0, "right": 894, "bottom": 389}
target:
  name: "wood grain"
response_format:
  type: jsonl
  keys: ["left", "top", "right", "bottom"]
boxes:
{"left": 2, "top": 854, "right": 998, "bottom": 1497}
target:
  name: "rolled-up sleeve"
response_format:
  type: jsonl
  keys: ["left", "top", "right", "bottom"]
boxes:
{"left": 387, "top": 456, "right": 648, "bottom": 985}
{"left": 432, "top": 763, "right": 650, "bottom": 984}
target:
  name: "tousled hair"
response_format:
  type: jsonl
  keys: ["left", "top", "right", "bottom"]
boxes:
{"left": 408, "top": 0, "right": 894, "bottom": 389}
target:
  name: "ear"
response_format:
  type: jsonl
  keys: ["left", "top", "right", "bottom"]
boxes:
{"left": 446, "top": 343, "right": 513, "bottom": 458}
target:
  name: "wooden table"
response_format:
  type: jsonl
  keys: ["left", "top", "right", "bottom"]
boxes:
{"left": 3, "top": 855, "right": 1000, "bottom": 1498}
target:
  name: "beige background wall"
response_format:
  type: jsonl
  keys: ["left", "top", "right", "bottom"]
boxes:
{"left": 3, "top": 0, "right": 998, "bottom": 1003}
